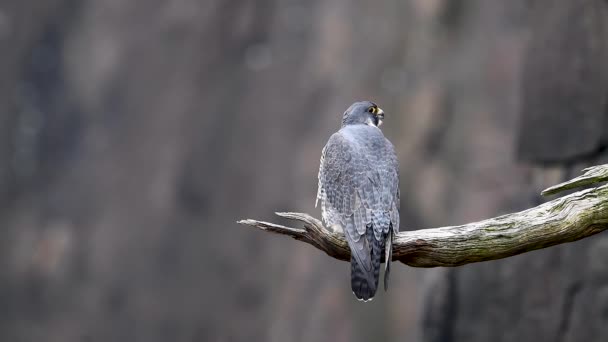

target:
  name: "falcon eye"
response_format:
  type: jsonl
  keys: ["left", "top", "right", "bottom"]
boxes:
{"left": 368, "top": 107, "right": 377, "bottom": 114}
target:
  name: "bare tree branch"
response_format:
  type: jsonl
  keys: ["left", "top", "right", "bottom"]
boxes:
{"left": 541, "top": 164, "right": 608, "bottom": 195}
{"left": 238, "top": 165, "right": 608, "bottom": 267}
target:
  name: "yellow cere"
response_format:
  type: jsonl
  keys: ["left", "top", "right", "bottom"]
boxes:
{"left": 368, "top": 106, "right": 383, "bottom": 115}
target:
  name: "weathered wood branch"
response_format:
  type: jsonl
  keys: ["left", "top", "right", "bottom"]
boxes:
{"left": 541, "top": 164, "right": 608, "bottom": 195}
{"left": 238, "top": 165, "right": 608, "bottom": 267}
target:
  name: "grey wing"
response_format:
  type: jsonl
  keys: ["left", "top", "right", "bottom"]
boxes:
{"left": 386, "top": 139, "right": 400, "bottom": 235}
{"left": 383, "top": 139, "right": 400, "bottom": 285}
{"left": 358, "top": 136, "right": 400, "bottom": 238}
{"left": 372, "top": 137, "right": 400, "bottom": 289}
{"left": 317, "top": 133, "right": 374, "bottom": 279}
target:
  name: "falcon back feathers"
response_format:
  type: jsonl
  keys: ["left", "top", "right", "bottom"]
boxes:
{"left": 317, "top": 101, "right": 400, "bottom": 301}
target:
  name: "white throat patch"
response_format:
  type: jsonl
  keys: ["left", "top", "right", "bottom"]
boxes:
{"left": 365, "top": 117, "right": 382, "bottom": 127}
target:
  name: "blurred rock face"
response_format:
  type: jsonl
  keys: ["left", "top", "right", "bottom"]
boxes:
{"left": 1, "top": 0, "right": 606, "bottom": 341}
{"left": 517, "top": 0, "right": 608, "bottom": 164}
{"left": 1, "top": 1, "right": 427, "bottom": 341}
{"left": 424, "top": 1, "right": 608, "bottom": 342}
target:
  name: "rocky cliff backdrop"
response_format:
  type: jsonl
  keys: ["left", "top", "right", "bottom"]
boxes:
{"left": 1, "top": 1, "right": 606, "bottom": 341}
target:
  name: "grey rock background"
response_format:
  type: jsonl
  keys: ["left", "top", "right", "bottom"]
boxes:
{"left": 0, "top": 0, "right": 606, "bottom": 341}
{"left": 424, "top": 1, "right": 608, "bottom": 342}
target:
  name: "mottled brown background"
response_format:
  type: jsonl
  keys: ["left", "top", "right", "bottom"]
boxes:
{"left": 1, "top": 0, "right": 608, "bottom": 341}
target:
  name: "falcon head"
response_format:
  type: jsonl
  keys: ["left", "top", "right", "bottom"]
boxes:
{"left": 342, "top": 101, "right": 385, "bottom": 128}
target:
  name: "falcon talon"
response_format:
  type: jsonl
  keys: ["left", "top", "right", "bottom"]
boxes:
{"left": 316, "top": 101, "right": 400, "bottom": 301}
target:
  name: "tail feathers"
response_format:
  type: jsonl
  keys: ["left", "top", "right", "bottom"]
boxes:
{"left": 370, "top": 225, "right": 384, "bottom": 293}
{"left": 351, "top": 224, "right": 386, "bottom": 301}
{"left": 384, "top": 229, "right": 393, "bottom": 291}
{"left": 351, "top": 255, "right": 377, "bottom": 301}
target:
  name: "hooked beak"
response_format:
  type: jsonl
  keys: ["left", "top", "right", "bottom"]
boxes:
{"left": 376, "top": 108, "right": 384, "bottom": 126}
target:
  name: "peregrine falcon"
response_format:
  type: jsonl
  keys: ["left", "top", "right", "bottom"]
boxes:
{"left": 316, "top": 101, "right": 400, "bottom": 301}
